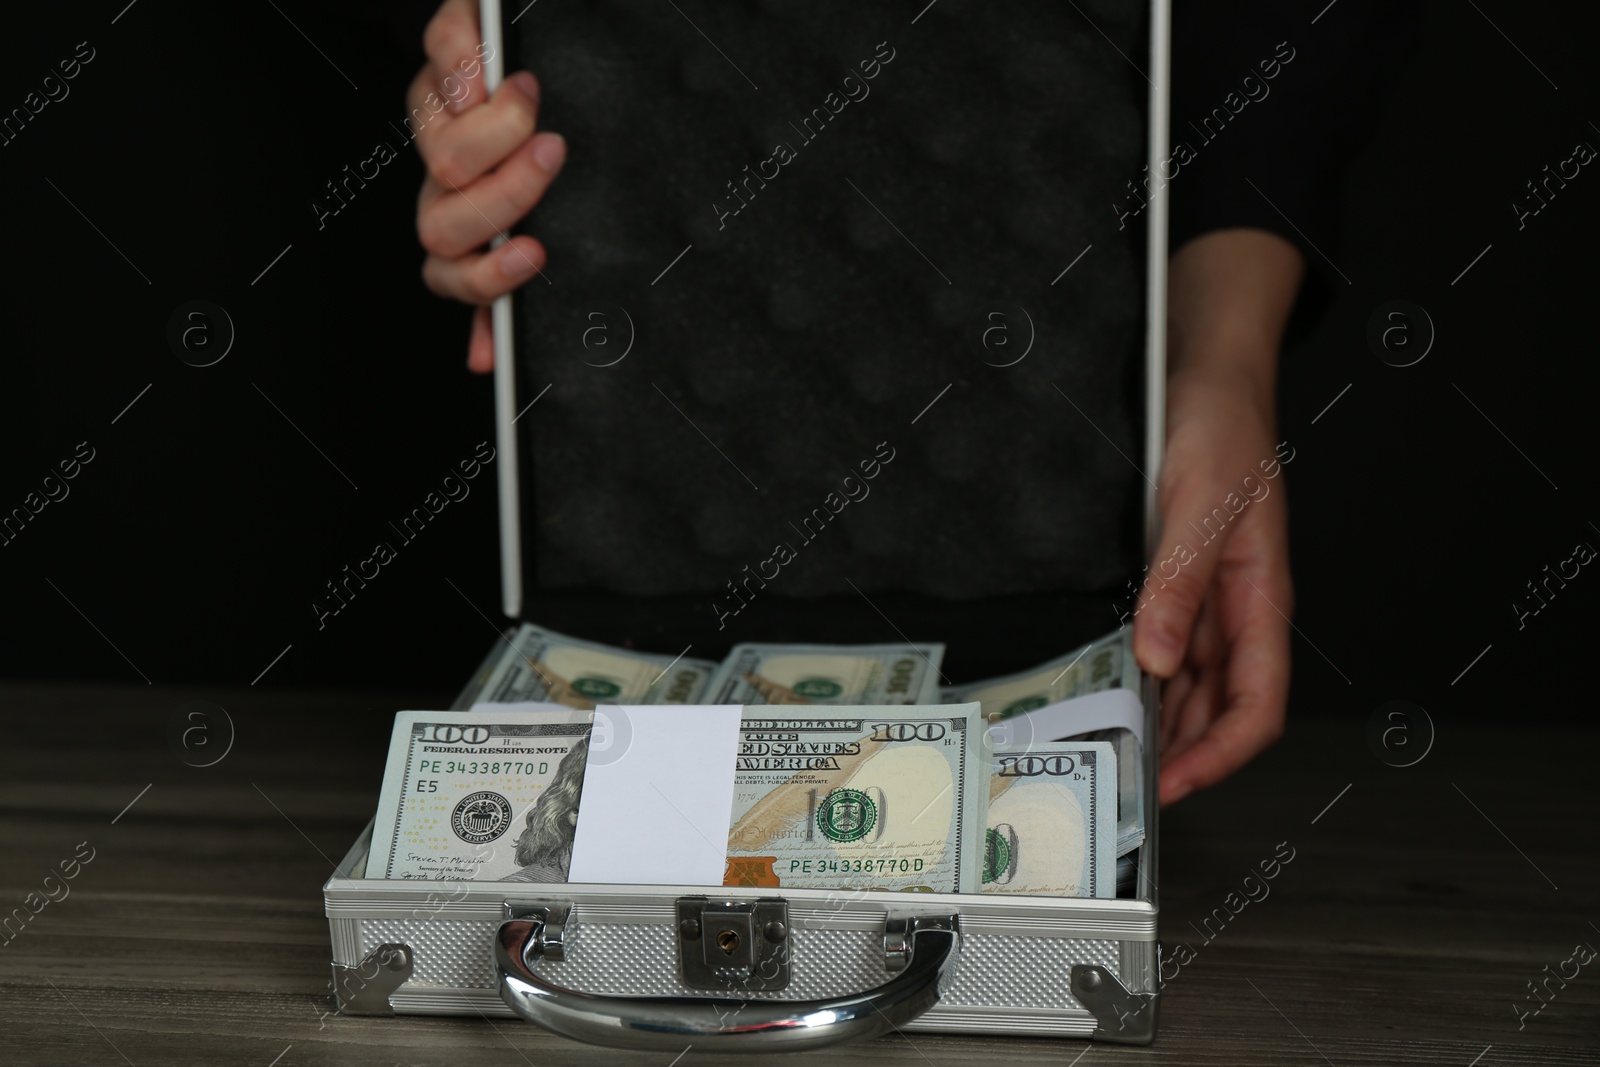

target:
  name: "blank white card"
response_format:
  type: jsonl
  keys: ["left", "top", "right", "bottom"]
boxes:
{"left": 566, "top": 704, "right": 743, "bottom": 886}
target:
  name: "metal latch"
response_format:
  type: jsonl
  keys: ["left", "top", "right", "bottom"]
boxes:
{"left": 676, "top": 896, "right": 790, "bottom": 992}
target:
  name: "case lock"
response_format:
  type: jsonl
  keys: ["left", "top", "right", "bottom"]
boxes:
{"left": 676, "top": 896, "right": 791, "bottom": 992}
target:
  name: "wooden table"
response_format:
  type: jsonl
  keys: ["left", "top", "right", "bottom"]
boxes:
{"left": 2, "top": 683, "right": 1595, "bottom": 1065}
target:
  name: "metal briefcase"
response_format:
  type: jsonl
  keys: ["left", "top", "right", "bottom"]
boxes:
{"left": 322, "top": 0, "right": 1171, "bottom": 1047}
{"left": 321, "top": 661, "right": 1161, "bottom": 1048}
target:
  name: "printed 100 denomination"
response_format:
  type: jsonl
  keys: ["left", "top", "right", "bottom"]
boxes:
{"left": 365, "top": 711, "right": 592, "bottom": 881}
{"left": 945, "top": 628, "right": 1145, "bottom": 859}
{"left": 723, "top": 705, "right": 985, "bottom": 893}
{"left": 982, "top": 741, "right": 1116, "bottom": 898}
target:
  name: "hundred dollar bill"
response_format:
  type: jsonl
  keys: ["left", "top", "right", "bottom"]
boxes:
{"left": 706, "top": 642, "right": 944, "bottom": 706}
{"left": 981, "top": 742, "right": 1117, "bottom": 898}
{"left": 472, "top": 623, "right": 720, "bottom": 708}
{"left": 944, "top": 628, "right": 1144, "bottom": 858}
{"left": 939, "top": 628, "right": 1136, "bottom": 717}
{"left": 723, "top": 704, "right": 985, "bottom": 893}
{"left": 1083, "top": 736, "right": 1143, "bottom": 858}
{"left": 365, "top": 710, "right": 593, "bottom": 881}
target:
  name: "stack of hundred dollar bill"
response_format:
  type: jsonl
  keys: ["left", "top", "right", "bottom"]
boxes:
{"left": 362, "top": 625, "right": 1146, "bottom": 899}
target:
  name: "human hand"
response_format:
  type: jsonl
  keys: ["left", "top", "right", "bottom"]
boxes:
{"left": 1133, "top": 229, "right": 1304, "bottom": 806}
{"left": 412, "top": 0, "right": 566, "bottom": 372}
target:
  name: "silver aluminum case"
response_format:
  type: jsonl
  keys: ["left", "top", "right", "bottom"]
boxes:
{"left": 325, "top": 764, "right": 1159, "bottom": 1041}
{"left": 323, "top": 0, "right": 1171, "bottom": 1045}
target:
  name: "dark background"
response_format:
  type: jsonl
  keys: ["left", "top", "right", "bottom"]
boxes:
{"left": 0, "top": 0, "right": 1593, "bottom": 723}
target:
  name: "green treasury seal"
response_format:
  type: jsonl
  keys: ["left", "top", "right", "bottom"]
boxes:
{"left": 817, "top": 788, "right": 877, "bottom": 843}
{"left": 983, "top": 824, "right": 1016, "bottom": 884}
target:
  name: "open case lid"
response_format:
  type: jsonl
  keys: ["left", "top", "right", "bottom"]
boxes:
{"left": 482, "top": 0, "right": 1169, "bottom": 679}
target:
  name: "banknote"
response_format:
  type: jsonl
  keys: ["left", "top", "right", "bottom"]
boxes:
{"left": 945, "top": 628, "right": 1145, "bottom": 858}
{"left": 1080, "top": 731, "right": 1143, "bottom": 858}
{"left": 723, "top": 704, "right": 985, "bottom": 893}
{"left": 474, "top": 623, "right": 719, "bottom": 708}
{"left": 980, "top": 742, "right": 1116, "bottom": 898}
{"left": 706, "top": 643, "right": 944, "bottom": 706}
{"left": 986, "top": 693, "right": 1147, "bottom": 858}
{"left": 939, "top": 628, "right": 1136, "bottom": 718}
{"left": 364, "top": 710, "right": 593, "bottom": 881}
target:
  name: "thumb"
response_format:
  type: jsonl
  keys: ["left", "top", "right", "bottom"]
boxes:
{"left": 1133, "top": 475, "right": 1238, "bottom": 677}
{"left": 467, "top": 305, "right": 494, "bottom": 373}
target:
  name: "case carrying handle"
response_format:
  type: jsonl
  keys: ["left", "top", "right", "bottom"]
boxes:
{"left": 495, "top": 912, "right": 960, "bottom": 1052}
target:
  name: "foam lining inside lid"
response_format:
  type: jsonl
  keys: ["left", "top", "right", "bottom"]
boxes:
{"left": 506, "top": 0, "right": 1150, "bottom": 664}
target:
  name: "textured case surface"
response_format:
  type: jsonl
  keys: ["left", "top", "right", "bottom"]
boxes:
{"left": 325, "top": 825, "right": 1157, "bottom": 1039}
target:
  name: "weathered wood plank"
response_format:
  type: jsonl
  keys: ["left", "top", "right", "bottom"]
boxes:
{"left": 1, "top": 683, "right": 1596, "bottom": 1065}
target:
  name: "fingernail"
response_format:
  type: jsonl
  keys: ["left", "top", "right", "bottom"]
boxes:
{"left": 500, "top": 244, "right": 540, "bottom": 279}
{"left": 533, "top": 132, "right": 566, "bottom": 173}
{"left": 1164, "top": 780, "right": 1193, "bottom": 806}
{"left": 508, "top": 71, "right": 539, "bottom": 102}
{"left": 1143, "top": 626, "right": 1182, "bottom": 676}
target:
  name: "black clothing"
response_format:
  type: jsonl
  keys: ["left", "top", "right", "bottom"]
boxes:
{"left": 1168, "top": 0, "right": 1422, "bottom": 262}
{"left": 391, "top": 1, "right": 1420, "bottom": 670}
